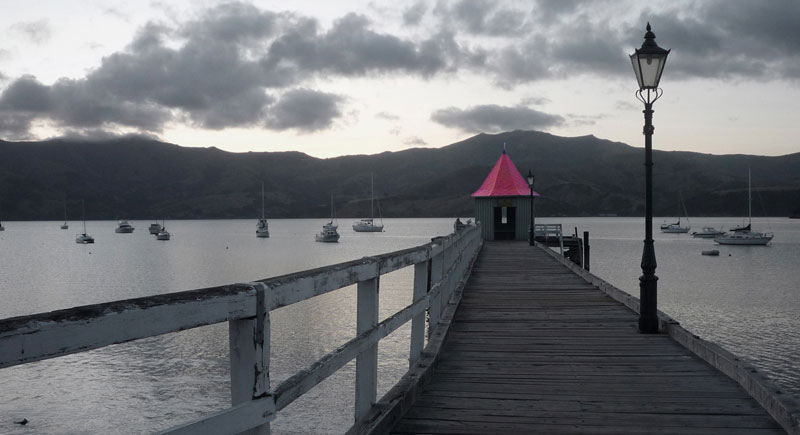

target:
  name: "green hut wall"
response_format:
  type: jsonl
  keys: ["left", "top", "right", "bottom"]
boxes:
{"left": 474, "top": 196, "right": 532, "bottom": 241}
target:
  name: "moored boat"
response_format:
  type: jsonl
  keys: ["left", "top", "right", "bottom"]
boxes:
{"left": 352, "top": 173, "right": 384, "bottom": 232}
{"left": 75, "top": 200, "right": 94, "bottom": 244}
{"left": 148, "top": 222, "right": 162, "bottom": 234}
{"left": 61, "top": 201, "right": 69, "bottom": 229}
{"left": 317, "top": 195, "right": 340, "bottom": 243}
{"left": 156, "top": 221, "right": 171, "bottom": 240}
{"left": 692, "top": 226, "right": 725, "bottom": 238}
{"left": 256, "top": 182, "right": 270, "bottom": 238}
{"left": 661, "top": 220, "right": 690, "bottom": 233}
{"left": 115, "top": 220, "right": 135, "bottom": 233}
{"left": 715, "top": 170, "right": 773, "bottom": 246}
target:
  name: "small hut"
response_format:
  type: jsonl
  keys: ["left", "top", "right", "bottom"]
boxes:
{"left": 472, "top": 149, "right": 539, "bottom": 240}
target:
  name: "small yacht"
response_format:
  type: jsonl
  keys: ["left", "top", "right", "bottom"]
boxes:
{"left": 315, "top": 225, "right": 340, "bottom": 243}
{"left": 256, "top": 182, "right": 270, "bottom": 238}
{"left": 115, "top": 220, "right": 135, "bottom": 233}
{"left": 352, "top": 174, "right": 384, "bottom": 232}
{"left": 156, "top": 222, "right": 171, "bottom": 240}
{"left": 76, "top": 233, "right": 94, "bottom": 244}
{"left": 75, "top": 200, "right": 94, "bottom": 244}
{"left": 715, "top": 170, "right": 773, "bottom": 246}
{"left": 61, "top": 201, "right": 69, "bottom": 229}
{"left": 660, "top": 219, "right": 690, "bottom": 233}
{"left": 316, "top": 195, "right": 340, "bottom": 243}
{"left": 148, "top": 222, "right": 162, "bottom": 235}
{"left": 692, "top": 227, "right": 725, "bottom": 238}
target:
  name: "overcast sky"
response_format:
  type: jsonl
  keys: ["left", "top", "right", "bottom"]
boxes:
{"left": 1, "top": 0, "right": 798, "bottom": 158}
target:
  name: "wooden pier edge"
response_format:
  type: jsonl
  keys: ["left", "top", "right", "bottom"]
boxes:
{"left": 536, "top": 242, "right": 800, "bottom": 435}
{"left": 346, "top": 238, "right": 484, "bottom": 435}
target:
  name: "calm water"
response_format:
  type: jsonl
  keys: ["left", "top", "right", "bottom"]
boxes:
{"left": 0, "top": 217, "right": 798, "bottom": 434}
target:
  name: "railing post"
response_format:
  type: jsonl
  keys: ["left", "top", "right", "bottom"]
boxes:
{"left": 229, "top": 283, "right": 271, "bottom": 435}
{"left": 428, "top": 242, "right": 444, "bottom": 337}
{"left": 355, "top": 275, "right": 379, "bottom": 421}
{"left": 409, "top": 259, "right": 429, "bottom": 368}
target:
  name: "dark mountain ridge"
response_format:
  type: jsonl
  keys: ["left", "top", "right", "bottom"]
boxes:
{"left": 1, "top": 131, "right": 798, "bottom": 220}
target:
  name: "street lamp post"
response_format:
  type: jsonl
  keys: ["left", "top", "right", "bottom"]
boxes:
{"left": 630, "top": 23, "right": 670, "bottom": 334}
{"left": 527, "top": 170, "right": 535, "bottom": 246}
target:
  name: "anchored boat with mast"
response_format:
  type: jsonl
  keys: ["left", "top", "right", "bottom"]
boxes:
{"left": 256, "top": 181, "right": 269, "bottom": 238}
{"left": 715, "top": 169, "right": 773, "bottom": 245}
{"left": 352, "top": 174, "right": 384, "bottom": 232}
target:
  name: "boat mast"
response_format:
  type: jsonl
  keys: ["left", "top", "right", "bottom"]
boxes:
{"left": 82, "top": 199, "right": 86, "bottom": 234}
{"left": 370, "top": 173, "right": 374, "bottom": 220}
{"left": 748, "top": 168, "right": 752, "bottom": 226}
{"left": 261, "top": 181, "right": 265, "bottom": 220}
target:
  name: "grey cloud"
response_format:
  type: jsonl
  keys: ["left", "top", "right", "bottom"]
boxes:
{"left": 404, "top": 136, "right": 428, "bottom": 145}
{"left": 1, "top": 3, "right": 470, "bottom": 138}
{"left": 376, "top": 111, "right": 399, "bottom": 121}
{"left": 431, "top": 104, "right": 564, "bottom": 133}
{"left": 48, "top": 78, "right": 169, "bottom": 131}
{"left": 625, "top": 1, "right": 800, "bottom": 81}
{"left": 266, "top": 13, "right": 454, "bottom": 77}
{"left": 265, "top": 88, "right": 343, "bottom": 132}
{"left": 0, "top": 111, "right": 35, "bottom": 139}
{"left": 56, "top": 130, "right": 160, "bottom": 142}
{"left": 403, "top": 2, "right": 428, "bottom": 26}
{"left": 0, "top": 75, "right": 52, "bottom": 112}
{"left": 181, "top": 2, "right": 277, "bottom": 45}
{"left": 443, "top": 0, "right": 527, "bottom": 36}
{"left": 11, "top": 19, "right": 53, "bottom": 44}
{"left": 531, "top": 0, "right": 590, "bottom": 24}
{"left": 519, "top": 96, "right": 550, "bottom": 106}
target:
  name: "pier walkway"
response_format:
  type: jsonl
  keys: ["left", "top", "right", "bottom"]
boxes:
{"left": 386, "top": 241, "right": 787, "bottom": 434}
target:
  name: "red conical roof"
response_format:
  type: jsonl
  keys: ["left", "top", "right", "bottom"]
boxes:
{"left": 471, "top": 151, "right": 539, "bottom": 197}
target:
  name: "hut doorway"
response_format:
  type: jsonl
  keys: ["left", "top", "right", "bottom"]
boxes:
{"left": 493, "top": 206, "right": 516, "bottom": 240}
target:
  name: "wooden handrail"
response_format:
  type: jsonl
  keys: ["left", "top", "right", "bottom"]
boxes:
{"left": 0, "top": 224, "right": 482, "bottom": 434}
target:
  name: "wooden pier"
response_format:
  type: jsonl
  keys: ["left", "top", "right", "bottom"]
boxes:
{"left": 356, "top": 241, "right": 798, "bottom": 435}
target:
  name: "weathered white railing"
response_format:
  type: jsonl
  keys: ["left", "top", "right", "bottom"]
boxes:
{"left": 0, "top": 224, "right": 482, "bottom": 434}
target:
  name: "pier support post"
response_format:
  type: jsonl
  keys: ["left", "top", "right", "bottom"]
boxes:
{"left": 229, "top": 283, "right": 271, "bottom": 435}
{"left": 355, "top": 276, "right": 379, "bottom": 420}
{"left": 583, "top": 231, "right": 590, "bottom": 271}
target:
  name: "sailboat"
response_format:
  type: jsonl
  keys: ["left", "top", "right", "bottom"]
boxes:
{"left": 256, "top": 181, "right": 270, "bottom": 238}
{"left": 316, "top": 194, "right": 340, "bottom": 243}
{"left": 661, "top": 193, "right": 690, "bottom": 233}
{"left": 156, "top": 220, "right": 171, "bottom": 240}
{"left": 75, "top": 200, "right": 94, "bottom": 244}
{"left": 352, "top": 173, "right": 384, "bottom": 232}
{"left": 715, "top": 169, "right": 773, "bottom": 245}
{"left": 60, "top": 200, "right": 69, "bottom": 229}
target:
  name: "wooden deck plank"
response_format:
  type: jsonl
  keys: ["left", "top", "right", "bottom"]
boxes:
{"left": 388, "top": 241, "right": 787, "bottom": 434}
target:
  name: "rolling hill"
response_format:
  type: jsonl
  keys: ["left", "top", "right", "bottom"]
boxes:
{"left": 1, "top": 131, "right": 798, "bottom": 220}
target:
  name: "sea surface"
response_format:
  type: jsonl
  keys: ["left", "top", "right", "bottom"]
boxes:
{"left": 0, "top": 217, "right": 798, "bottom": 434}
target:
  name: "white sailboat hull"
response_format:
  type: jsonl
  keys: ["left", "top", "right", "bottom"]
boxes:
{"left": 352, "top": 222, "right": 384, "bottom": 232}
{"left": 715, "top": 232, "right": 773, "bottom": 245}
